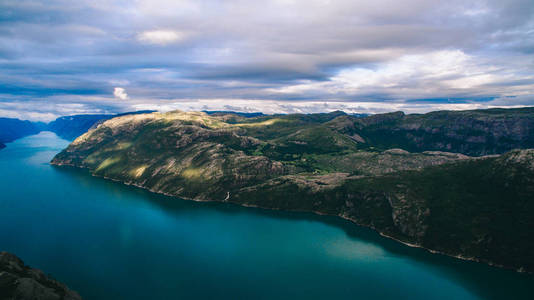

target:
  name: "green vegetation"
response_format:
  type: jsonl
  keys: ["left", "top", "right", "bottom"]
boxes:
{"left": 341, "top": 107, "right": 534, "bottom": 155}
{"left": 52, "top": 108, "right": 534, "bottom": 273}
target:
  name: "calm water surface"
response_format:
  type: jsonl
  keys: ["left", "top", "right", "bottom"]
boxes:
{"left": 0, "top": 132, "right": 532, "bottom": 299}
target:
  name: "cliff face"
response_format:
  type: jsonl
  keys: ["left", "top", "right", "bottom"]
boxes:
{"left": 51, "top": 108, "right": 534, "bottom": 273}
{"left": 47, "top": 114, "right": 113, "bottom": 141}
{"left": 0, "top": 252, "right": 81, "bottom": 300}
{"left": 47, "top": 111, "right": 155, "bottom": 141}
{"left": 0, "top": 118, "right": 43, "bottom": 145}
{"left": 333, "top": 107, "right": 534, "bottom": 156}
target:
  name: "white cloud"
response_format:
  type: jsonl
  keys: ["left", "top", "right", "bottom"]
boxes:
{"left": 0, "top": 109, "right": 58, "bottom": 122}
{"left": 113, "top": 87, "right": 129, "bottom": 100}
{"left": 129, "top": 98, "right": 529, "bottom": 116}
{"left": 267, "top": 50, "right": 533, "bottom": 99}
{"left": 1, "top": 0, "right": 533, "bottom": 117}
{"left": 2, "top": 93, "right": 533, "bottom": 122}
{"left": 136, "top": 30, "right": 185, "bottom": 45}
{"left": 0, "top": 100, "right": 111, "bottom": 122}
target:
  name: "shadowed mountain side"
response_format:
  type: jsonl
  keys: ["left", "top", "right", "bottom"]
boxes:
{"left": 0, "top": 118, "right": 43, "bottom": 145}
{"left": 47, "top": 110, "right": 156, "bottom": 140}
{"left": 0, "top": 252, "right": 82, "bottom": 300}
{"left": 0, "top": 111, "right": 157, "bottom": 150}
{"left": 329, "top": 107, "right": 534, "bottom": 156}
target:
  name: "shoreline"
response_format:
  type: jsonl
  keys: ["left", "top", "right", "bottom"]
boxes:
{"left": 51, "top": 160, "right": 532, "bottom": 275}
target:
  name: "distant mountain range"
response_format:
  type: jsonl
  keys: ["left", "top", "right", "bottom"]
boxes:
{"left": 51, "top": 107, "right": 534, "bottom": 273}
{"left": 0, "top": 118, "right": 45, "bottom": 145}
{"left": 47, "top": 110, "right": 156, "bottom": 140}
{"left": 203, "top": 110, "right": 266, "bottom": 118}
{"left": 47, "top": 114, "right": 115, "bottom": 140}
{"left": 0, "top": 111, "right": 155, "bottom": 148}
{"left": 203, "top": 110, "right": 369, "bottom": 118}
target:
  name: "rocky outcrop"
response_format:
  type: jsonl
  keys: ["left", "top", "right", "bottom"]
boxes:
{"left": 0, "top": 252, "right": 81, "bottom": 300}
{"left": 330, "top": 107, "right": 534, "bottom": 156}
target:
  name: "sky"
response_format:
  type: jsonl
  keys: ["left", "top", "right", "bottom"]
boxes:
{"left": 1, "top": 0, "right": 533, "bottom": 121}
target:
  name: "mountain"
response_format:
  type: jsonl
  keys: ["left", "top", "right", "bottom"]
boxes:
{"left": 47, "top": 114, "right": 113, "bottom": 140}
{"left": 203, "top": 110, "right": 265, "bottom": 118}
{"left": 330, "top": 107, "right": 534, "bottom": 156}
{"left": 46, "top": 110, "right": 156, "bottom": 140}
{"left": 0, "top": 118, "right": 43, "bottom": 145}
{"left": 51, "top": 108, "right": 534, "bottom": 272}
{"left": 0, "top": 251, "right": 81, "bottom": 299}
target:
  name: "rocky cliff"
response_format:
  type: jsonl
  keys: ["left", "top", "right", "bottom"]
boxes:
{"left": 0, "top": 118, "right": 43, "bottom": 145}
{"left": 0, "top": 252, "right": 81, "bottom": 300}
{"left": 47, "top": 111, "right": 155, "bottom": 140}
{"left": 51, "top": 108, "right": 534, "bottom": 273}
{"left": 330, "top": 107, "right": 534, "bottom": 156}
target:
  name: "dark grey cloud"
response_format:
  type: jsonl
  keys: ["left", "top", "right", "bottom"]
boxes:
{"left": 0, "top": 0, "right": 533, "bottom": 120}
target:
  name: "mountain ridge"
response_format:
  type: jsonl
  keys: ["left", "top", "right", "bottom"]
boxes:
{"left": 0, "top": 111, "right": 156, "bottom": 150}
{"left": 0, "top": 118, "right": 43, "bottom": 145}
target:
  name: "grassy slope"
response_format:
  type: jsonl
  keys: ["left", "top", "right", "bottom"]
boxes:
{"left": 344, "top": 107, "right": 534, "bottom": 155}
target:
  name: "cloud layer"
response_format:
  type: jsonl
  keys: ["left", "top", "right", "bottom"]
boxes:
{"left": 113, "top": 87, "right": 128, "bottom": 100}
{"left": 0, "top": 0, "right": 533, "bottom": 120}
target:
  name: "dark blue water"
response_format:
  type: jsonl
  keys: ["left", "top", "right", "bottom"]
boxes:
{"left": 0, "top": 132, "right": 532, "bottom": 299}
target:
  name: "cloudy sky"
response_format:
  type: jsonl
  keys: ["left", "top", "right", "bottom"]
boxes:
{"left": 1, "top": 0, "right": 533, "bottom": 121}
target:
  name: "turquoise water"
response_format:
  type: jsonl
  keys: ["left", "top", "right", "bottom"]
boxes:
{"left": 0, "top": 132, "right": 532, "bottom": 299}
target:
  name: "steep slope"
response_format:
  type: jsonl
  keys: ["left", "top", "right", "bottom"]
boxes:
{"left": 47, "top": 111, "right": 155, "bottom": 140}
{"left": 0, "top": 118, "right": 42, "bottom": 145}
{"left": 329, "top": 107, "right": 534, "bottom": 155}
{"left": 52, "top": 109, "right": 534, "bottom": 273}
{"left": 0, "top": 252, "right": 81, "bottom": 300}
{"left": 47, "top": 114, "right": 113, "bottom": 140}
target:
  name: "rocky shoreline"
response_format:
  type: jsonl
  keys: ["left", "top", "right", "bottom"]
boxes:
{"left": 0, "top": 252, "right": 81, "bottom": 300}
